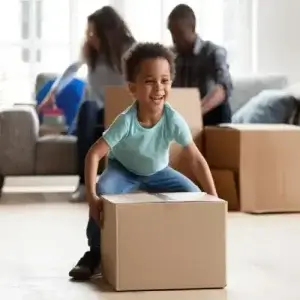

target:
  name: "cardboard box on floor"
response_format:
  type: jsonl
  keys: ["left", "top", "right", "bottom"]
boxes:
{"left": 104, "top": 86, "right": 203, "bottom": 185}
{"left": 101, "top": 192, "right": 227, "bottom": 291}
{"left": 204, "top": 124, "right": 300, "bottom": 213}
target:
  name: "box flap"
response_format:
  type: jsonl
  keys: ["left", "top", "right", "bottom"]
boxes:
{"left": 218, "top": 123, "right": 300, "bottom": 131}
{"left": 158, "top": 192, "right": 219, "bottom": 202}
{"left": 103, "top": 193, "right": 161, "bottom": 204}
{"left": 103, "top": 192, "right": 222, "bottom": 204}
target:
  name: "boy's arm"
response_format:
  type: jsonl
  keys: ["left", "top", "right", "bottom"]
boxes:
{"left": 85, "top": 138, "right": 110, "bottom": 202}
{"left": 173, "top": 112, "right": 217, "bottom": 196}
{"left": 182, "top": 142, "right": 217, "bottom": 196}
{"left": 85, "top": 113, "right": 129, "bottom": 202}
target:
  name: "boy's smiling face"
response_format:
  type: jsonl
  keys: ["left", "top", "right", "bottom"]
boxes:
{"left": 128, "top": 58, "right": 172, "bottom": 112}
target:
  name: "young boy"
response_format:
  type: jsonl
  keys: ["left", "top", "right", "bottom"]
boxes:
{"left": 69, "top": 42, "right": 217, "bottom": 281}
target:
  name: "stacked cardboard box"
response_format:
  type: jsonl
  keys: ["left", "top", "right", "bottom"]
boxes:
{"left": 204, "top": 124, "right": 300, "bottom": 213}
{"left": 101, "top": 192, "right": 227, "bottom": 291}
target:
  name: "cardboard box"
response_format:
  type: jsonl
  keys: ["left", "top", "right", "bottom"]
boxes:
{"left": 211, "top": 169, "right": 239, "bottom": 211}
{"left": 205, "top": 124, "right": 300, "bottom": 213}
{"left": 104, "top": 86, "right": 202, "bottom": 131}
{"left": 101, "top": 192, "right": 227, "bottom": 291}
{"left": 104, "top": 86, "right": 203, "bottom": 184}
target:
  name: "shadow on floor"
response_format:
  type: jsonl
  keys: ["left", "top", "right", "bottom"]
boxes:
{"left": 0, "top": 192, "right": 83, "bottom": 206}
{"left": 69, "top": 276, "right": 115, "bottom": 293}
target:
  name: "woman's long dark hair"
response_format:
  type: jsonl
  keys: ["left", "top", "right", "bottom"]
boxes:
{"left": 86, "top": 6, "right": 136, "bottom": 72}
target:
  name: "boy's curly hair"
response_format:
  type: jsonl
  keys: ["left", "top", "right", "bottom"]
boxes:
{"left": 122, "top": 42, "right": 176, "bottom": 82}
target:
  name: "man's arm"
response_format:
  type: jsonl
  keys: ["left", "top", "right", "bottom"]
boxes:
{"left": 202, "top": 46, "right": 233, "bottom": 115}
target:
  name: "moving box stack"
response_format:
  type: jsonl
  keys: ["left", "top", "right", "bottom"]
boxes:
{"left": 204, "top": 124, "right": 300, "bottom": 213}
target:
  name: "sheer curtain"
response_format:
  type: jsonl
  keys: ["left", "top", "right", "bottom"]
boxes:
{"left": 222, "top": 0, "right": 256, "bottom": 75}
{"left": 0, "top": 0, "right": 111, "bottom": 106}
{"left": 0, "top": 0, "right": 253, "bottom": 106}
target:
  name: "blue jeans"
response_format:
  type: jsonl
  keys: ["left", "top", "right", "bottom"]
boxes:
{"left": 86, "top": 159, "right": 200, "bottom": 255}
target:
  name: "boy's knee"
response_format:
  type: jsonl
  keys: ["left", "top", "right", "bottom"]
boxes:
{"left": 188, "top": 184, "right": 201, "bottom": 193}
{"left": 96, "top": 176, "right": 117, "bottom": 195}
{"left": 180, "top": 177, "right": 201, "bottom": 193}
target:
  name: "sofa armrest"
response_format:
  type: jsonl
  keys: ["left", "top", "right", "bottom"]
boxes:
{"left": 36, "top": 135, "right": 77, "bottom": 175}
{"left": 0, "top": 106, "right": 39, "bottom": 175}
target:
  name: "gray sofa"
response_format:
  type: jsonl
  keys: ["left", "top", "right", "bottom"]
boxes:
{"left": 0, "top": 73, "right": 289, "bottom": 196}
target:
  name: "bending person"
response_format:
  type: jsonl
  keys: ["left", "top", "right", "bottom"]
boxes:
{"left": 38, "top": 6, "right": 136, "bottom": 202}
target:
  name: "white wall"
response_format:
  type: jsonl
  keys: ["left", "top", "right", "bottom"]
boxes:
{"left": 256, "top": 0, "right": 300, "bottom": 83}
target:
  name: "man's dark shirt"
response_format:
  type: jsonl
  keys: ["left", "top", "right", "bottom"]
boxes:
{"left": 172, "top": 36, "right": 233, "bottom": 125}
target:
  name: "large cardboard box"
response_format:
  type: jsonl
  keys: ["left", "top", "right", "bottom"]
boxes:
{"left": 101, "top": 192, "right": 227, "bottom": 291}
{"left": 104, "top": 86, "right": 202, "bottom": 132}
{"left": 204, "top": 124, "right": 300, "bottom": 213}
{"left": 104, "top": 86, "right": 203, "bottom": 185}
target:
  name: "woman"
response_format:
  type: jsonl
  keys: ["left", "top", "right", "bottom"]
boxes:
{"left": 38, "top": 6, "right": 136, "bottom": 202}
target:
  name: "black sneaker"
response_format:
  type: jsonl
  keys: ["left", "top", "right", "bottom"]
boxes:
{"left": 69, "top": 251, "right": 100, "bottom": 281}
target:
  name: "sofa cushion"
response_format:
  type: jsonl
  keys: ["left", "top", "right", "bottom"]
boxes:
{"left": 232, "top": 90, "right": 297, "bottom": 124}
{"left": 36, "top": 135, "right": 77, "bottom": 175}
{"left": 231, "top": 75, "right": 288, "bottom": 113}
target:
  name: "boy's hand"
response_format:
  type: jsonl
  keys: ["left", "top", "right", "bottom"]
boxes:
{"left": 89, "top": 195, "right": 103, "bottom": 225}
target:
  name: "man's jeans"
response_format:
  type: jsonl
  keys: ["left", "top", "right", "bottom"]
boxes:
{"left": 86, "top": 159, "right": 200, "bottom": 255}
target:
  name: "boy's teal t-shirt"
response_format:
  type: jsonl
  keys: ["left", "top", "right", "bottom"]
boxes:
{"left": 102, "top": 102, "right": 193, "bottom": 176}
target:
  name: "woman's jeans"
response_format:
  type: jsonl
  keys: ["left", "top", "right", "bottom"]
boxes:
{"left": 76, "top": 101, "right": 104, "bottom": 184}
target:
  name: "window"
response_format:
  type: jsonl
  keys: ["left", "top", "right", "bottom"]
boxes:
{"left": 36, "top": 0, "right": 72, "bottom": 74}
{"left": 36, "top": 0, "right": 70, "bottom": 45}
{"left": 0, "top": 0, "right": 254, "bottom": 107}
{"left": 223, "top": 0, "right": 255, "bottom": 74}
{"left": 0, "top": 0, "right": 32, "bottom": 105}
{"left": 0, "top": 46, "right": 32, "bottom": 106}
{"left": 0, "top": 0, "right": 112, "bottom": 106}
{"left": 123, "top": 0, "right": 162, "bottom": 42}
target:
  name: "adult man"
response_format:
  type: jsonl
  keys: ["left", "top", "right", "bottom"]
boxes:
{"left": 168, "top": 4, "right": 233, "bottom": 125}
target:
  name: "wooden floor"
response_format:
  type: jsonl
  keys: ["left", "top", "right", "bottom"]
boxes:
{"left": 1, "top": 177, "right": 300, "bottom": 299}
